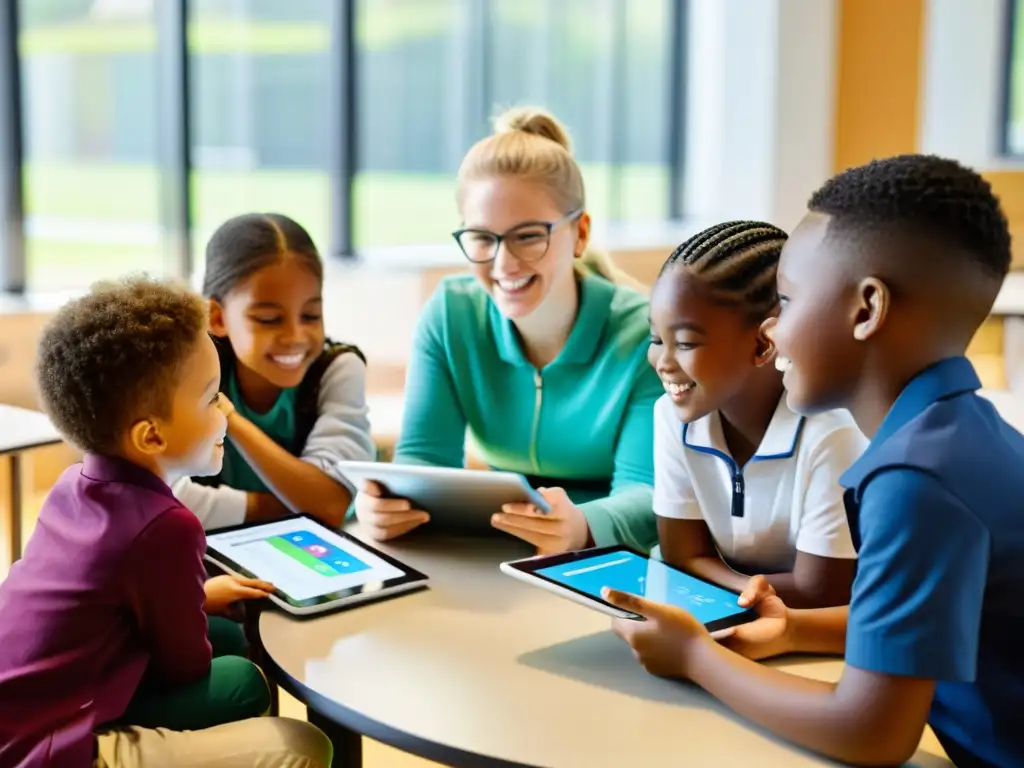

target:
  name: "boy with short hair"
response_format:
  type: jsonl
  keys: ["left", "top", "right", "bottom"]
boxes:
{"left": 605, "top": 155, "right": 1024, "bottom": 767}
{"left": 0, "top": 277, "right": 331, "bottom": 767}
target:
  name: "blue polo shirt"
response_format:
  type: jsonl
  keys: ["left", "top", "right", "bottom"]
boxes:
{"left": 841, "top": 357, "right": 1024, "bottom": 768}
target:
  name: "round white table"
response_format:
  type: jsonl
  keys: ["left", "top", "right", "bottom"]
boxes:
{"left": 0, "top": 404, "right": 61, "bottom": 564}
{"left": 259, "top": 528, "right": 952, "bottom": 768}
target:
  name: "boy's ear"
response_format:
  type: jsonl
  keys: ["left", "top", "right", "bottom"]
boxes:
{"left": 208, "top": 298, "right": 227, "bottom": 337}
{"left": 852, "top": 277, "right": 890, "bottom": 342}
{"left": 127, "top": 418, "right": 167, "bottom": 457}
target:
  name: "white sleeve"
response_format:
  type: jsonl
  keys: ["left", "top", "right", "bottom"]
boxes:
{"left": 652, "top": 396, "right": 702, "bottom": 520}
{"left": 794, "top": 423, "right": 866, "bottom": 559}
{"left": 171, "top": 476, "right": 247, "bottom": 531}
{"left": 300, "top": 352, "right": 376, "bottom": 489}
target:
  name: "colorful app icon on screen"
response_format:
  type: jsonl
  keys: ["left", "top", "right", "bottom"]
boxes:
{"left": 266, "top": 532, "right": 371, "bottom": 578}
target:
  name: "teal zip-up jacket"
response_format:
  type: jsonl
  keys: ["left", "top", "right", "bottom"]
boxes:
{"left": 394, "top": 272, "right": 662, "bottom": 552}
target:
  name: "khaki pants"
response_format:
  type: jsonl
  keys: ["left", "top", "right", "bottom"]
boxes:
{"left": 95, "top": 717, "right": 333, "bottom": 768}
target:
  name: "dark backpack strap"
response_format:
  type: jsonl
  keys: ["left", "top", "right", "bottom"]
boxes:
{"left": 293, "top": 339, "right": 366, "bottom": 454}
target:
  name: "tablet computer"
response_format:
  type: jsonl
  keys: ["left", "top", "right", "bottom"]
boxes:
{"left": 501, "top": 545, "right": 757, "bottom": 631}
{"left": 334, "top": 461, "right": 551, "bottom": 536}
{"left": 205, "top": 515, "right": 427, "bottom": 616}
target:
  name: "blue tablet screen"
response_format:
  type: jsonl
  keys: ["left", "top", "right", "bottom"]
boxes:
{"left": 536, "top": 550, "right": 748, "bottom": 624}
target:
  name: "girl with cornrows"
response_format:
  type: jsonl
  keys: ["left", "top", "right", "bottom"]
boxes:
{"left": 648, "top": 222, "right": 866, "bottom": 608}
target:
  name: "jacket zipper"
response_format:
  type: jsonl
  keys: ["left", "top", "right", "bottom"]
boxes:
{"left": 529, "top": 370, "right": 543, "bottom": 472}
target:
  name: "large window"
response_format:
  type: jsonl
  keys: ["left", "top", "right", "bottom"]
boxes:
{"left": 2, "top": 0, "right": 686, "bottom": 292}
{"left": 189, "top": 0, "right": 332, "bottom": 274}
{"left": 489, "top": 0, "right": 672, "bottom": 226}
{"left": 355, "top": 0, "right": 676, "bottom": 247}
{"left": 19, "top": 0, "right": 161, "bottom": 291}
{"left": 354, "top": 0, "right": 462, "bottom": 247}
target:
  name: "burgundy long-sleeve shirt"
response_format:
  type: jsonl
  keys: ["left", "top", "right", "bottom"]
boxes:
{"left": 0, "top": 455, "right": 212, "bottom": 767}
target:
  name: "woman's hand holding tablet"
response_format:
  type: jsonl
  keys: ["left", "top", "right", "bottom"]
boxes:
{"left": 492, "top": 487, "right": 590, "bottom": 554}
{"left": 355, "top": 480, "right": 431, "bottom": 541}
{"left": 337, "top": 461, "right": 551, "bottom": 539}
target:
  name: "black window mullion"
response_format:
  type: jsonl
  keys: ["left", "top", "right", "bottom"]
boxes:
{"left": 328, "top": 0, "right": 356, "bottom": 259}
{"left": 0, "top": 0, "right": 24, "bottom": 293}
{"left": 156, "top": 0, "right": 192, "bottom": 279}
{"left": 667, "top": 0, "right": 688, "bottom": 219}
{"left": 609, "top": 0, "right": 628, "bottom": 221}
{"left": 466, "top": 0, "right": 491, "bottom": 146}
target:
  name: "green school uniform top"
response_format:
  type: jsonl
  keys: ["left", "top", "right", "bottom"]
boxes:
{"left": 395, "top": 272, "right": 663, "bottom": 552}
{"left": 220, "top": 371, "right": 299, "bottom": 493}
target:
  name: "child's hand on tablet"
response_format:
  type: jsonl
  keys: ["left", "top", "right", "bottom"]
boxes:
{"left": 355, "top": 480, "right": 430, "bottom": 541}
{"left": 603, "top": 588, "right": 707, "bottom": 679}
{"left": 203, "top": 575, "right": 275, "bottom": 616}
{"left": 704, "top": 574, "right": 791, "bottom": 660}
{"left": 492, "top": 487, "right": 589, "bottom": 554}
{"left": 737, "top": 574, "right": 776, "bottom": 608}
{"left": 711, "top": 593, "right": 791, "bottom": 661}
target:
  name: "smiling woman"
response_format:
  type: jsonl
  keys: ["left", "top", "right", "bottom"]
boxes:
{"left": 171, "top": 213, "right": 376, "bottom": 532}
{"left": 352, "top": 107, "right": 664, "bottom": 555}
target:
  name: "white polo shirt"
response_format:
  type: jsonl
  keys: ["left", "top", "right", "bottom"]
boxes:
{"left": 653, "top": 394, "right": 865, "bottom": 574}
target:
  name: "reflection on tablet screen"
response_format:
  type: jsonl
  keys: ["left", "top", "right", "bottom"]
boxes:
{"left": 536, "top": 551, "right": 747, "bottom": 625}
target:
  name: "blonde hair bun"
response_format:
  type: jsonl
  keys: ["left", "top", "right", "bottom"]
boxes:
{"left": 492, "top": 106, "right": 573, "bottom": 154}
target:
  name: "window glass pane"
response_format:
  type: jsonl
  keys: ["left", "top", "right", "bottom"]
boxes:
{"left": 355, "top": 0, "right": 675, "bottom": 249}
{"left": 19, "top": 0, "right": 160, "bottom": 291}
{"left": 189, "top": 0, "right": 331, "bottom": 276}
{"left": 490, "top": 0, "right": 613, "bottom": 225}
{"left": 354, "top": 0, "right": 462, "bottom": 249}
{"left": 491, "top": 0, "right": 671, "bottom": 224}
{"left": 619, "top": 0, "right": 671, "bottom": 221}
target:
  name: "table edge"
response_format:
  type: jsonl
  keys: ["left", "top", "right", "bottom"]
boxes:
{"left": 258, "top": 620, "right": 546, "bottom": 768}
{"left": 0, "top": 438, "right": 63, "bottom": 456}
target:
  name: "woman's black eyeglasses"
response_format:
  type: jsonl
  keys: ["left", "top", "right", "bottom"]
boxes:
{"left": 452, "top": 208, "right": 583, "bottom": 264}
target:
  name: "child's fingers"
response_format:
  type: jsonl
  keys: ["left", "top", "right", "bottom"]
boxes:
{"left": 362, "top": 480, "right": 384, "bottom": 497}
{"left": 233, "top": 585, "right": 275, "bottom": 600}
{"left": 236, "top": 577, "right": 276, "bottom": 592}
{"left": 738, "top": 575, "right": 774, "bottom": 607}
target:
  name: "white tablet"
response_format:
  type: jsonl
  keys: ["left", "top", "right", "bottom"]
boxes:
{"left": 334, "top": 461, "right": 551, "bottom": 536}
{"left": 205, "top": 515, "right": 427, "bottom": 616}
{"left": 501, "top": 545, "right": 757, "bottom": 630}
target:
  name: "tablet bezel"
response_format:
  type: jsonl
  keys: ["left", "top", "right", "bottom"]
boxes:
{"left": 502, "top": 545, "right": 757, "bottom": 631}
{"left": 205, "top": 515, "right": 428, "bottom": 611}
{"left": 333, "top": 461, "right": 552, "bottom": 535}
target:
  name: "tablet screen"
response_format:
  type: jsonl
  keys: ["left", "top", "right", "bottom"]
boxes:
{"left": 535, "top": 550, "right": 748, "bottom": 625}
{"left": 206, "top": 518, "right": 407, "bottom": 603}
